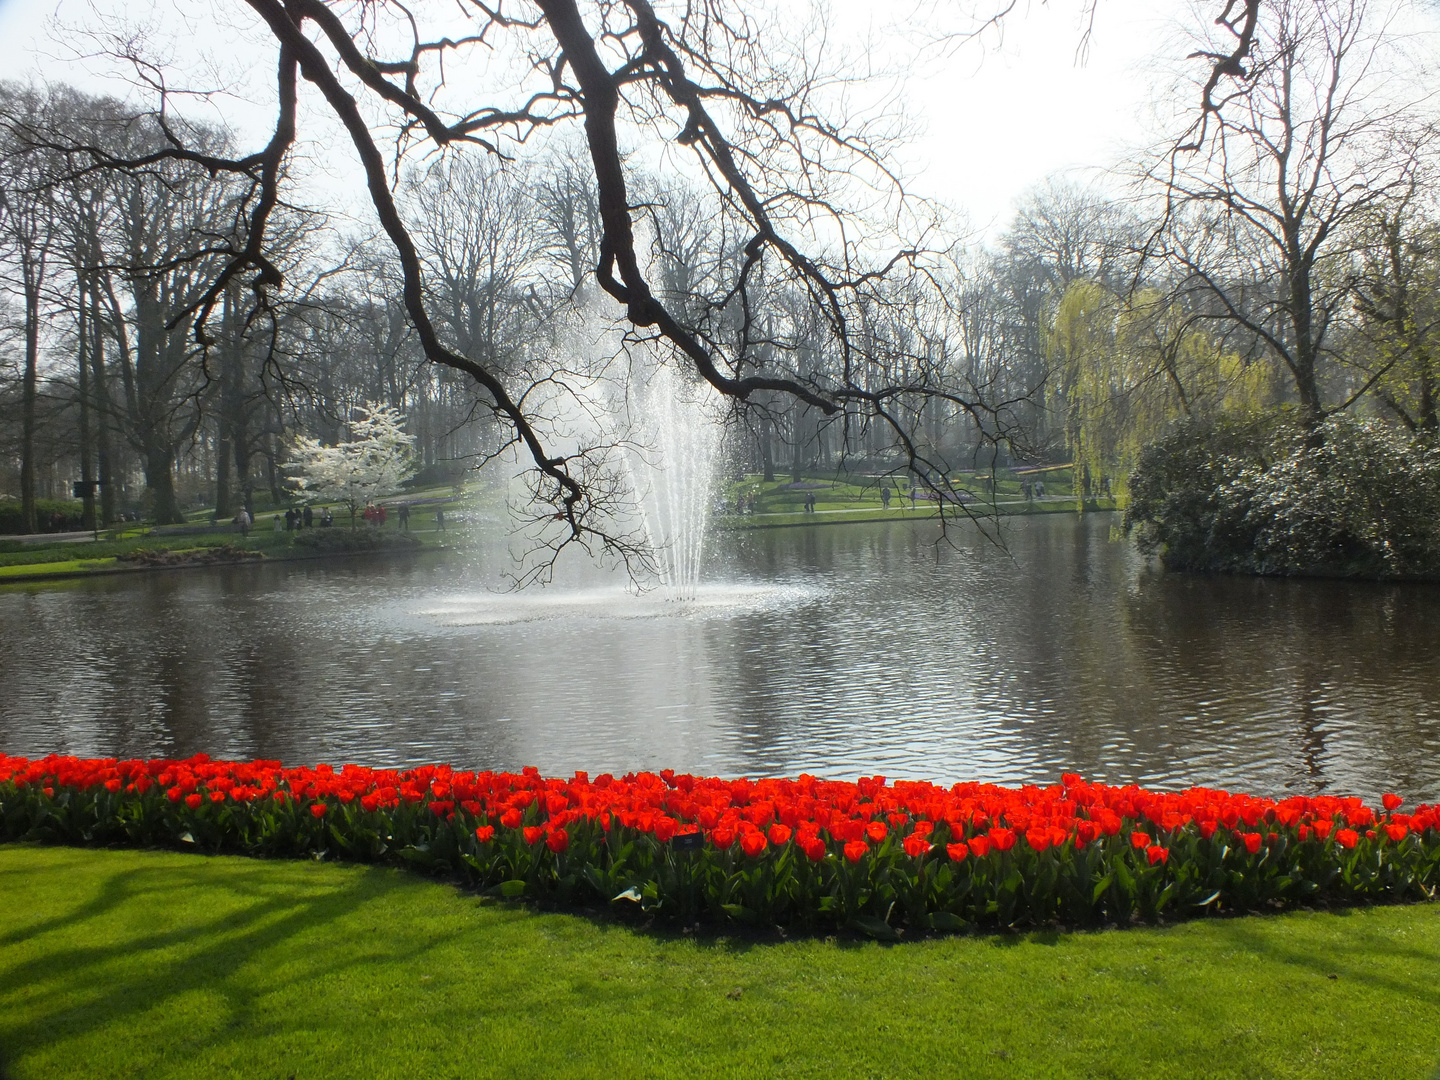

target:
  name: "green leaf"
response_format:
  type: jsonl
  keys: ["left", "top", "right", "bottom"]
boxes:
{"left": 612, "top": 886, "right": 642, "bottom": 904}
{"left": 497, "top": 879, "right": 527, "bottom": 899}
{"left": 1114, "top": 860, "right": 1135, "bottom": 895}
{"left": 1195, "top": 889, "right": 1222, "bottom": 907}
{"left": 1091, "top": 874, "right": 1113, "bottom": 903}
{"left": 927, "top": 911, "right": 968, "bottom": 932}
{"left": 849, "top": 916, "right": 901, "bottom": 941}
{"left": 721, "top": 904, "right": 757, "bottom": 924}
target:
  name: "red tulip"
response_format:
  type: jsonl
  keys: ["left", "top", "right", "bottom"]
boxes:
{"left": 946, "top": 841, "right": 969, "bottom": 862}
{"left": 546, "top": 828, "right": 570, "bottom": 854}
{"left": 475, "top": 825, "right": 496, "bottom": 843}
{"left": 902, "top": 834, "right": 932, "bottom": 858}
{"left": 740, "top": 831, "right": 768, "bottom": 857}
{"left": 1382, "top": 793, "right": 1404, "bottom": 812}
{"left": 843, "top": 840, "right": 867, "bottom": 863}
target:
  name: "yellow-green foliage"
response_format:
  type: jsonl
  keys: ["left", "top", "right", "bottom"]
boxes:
{"left": 1049, "top": 281, "right": 1270, "bottom": 494}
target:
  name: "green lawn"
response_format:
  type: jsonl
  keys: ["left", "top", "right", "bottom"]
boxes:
{"left": 2, "top": 846, "right": 1436, "bottom": 1079}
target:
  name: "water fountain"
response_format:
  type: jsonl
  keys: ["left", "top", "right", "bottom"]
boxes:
{"left": 621, "top": 363, "right": 722, "bottom": 600}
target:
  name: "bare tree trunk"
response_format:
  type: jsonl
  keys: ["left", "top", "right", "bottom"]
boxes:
{"left": 89, "top": 289, "right": 117, "bottom": 527}
{"left": 142, "top": 438, "right": 182, "bottom": 524}
{"left": 76, "top": 278, "right": 96, "bottom": 531}
{"left": 20, "top": 275, "right": 41, "bottom": 532}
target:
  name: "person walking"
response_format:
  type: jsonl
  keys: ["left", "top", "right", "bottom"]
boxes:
{"left": 234, "top": 508, "right": 251, "bottom": 537}
{"left": 398, "top": 504, "right": 410, "bottom": 531}
{"left": 302, "top": 505, "right": 313, "bottom": 528}
{"left": 436, "top": 507, "right": 446, "bottom": 532}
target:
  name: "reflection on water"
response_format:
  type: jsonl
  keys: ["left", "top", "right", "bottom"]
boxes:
{"left": 1, "top": 513, "right": 1438, "bottom": 803}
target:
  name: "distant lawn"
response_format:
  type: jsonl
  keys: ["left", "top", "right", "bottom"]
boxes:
{"left": 0, "top": 557, "right": 118, "bottom": 578}
{"left": 1, "top": 846, "right": 1436, "bottom": 1080}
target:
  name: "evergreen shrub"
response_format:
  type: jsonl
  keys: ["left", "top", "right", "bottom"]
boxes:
{"left": 1126, "top": 412, "right": 1440, "bottom": 579}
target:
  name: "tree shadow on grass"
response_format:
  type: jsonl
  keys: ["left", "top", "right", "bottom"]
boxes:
{"left": 0, "top": 846, "right": 490, "bottom": 1070}
{"left": 4, "top": 844, "right": 1440, "bottom": 1080}
{"left": 1205, "top": 906, "right": 1440, "bottom": 1010}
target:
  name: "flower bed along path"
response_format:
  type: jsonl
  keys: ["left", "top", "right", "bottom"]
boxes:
{"left": 3, "top": 755, "right": 1436, "bottom": 935}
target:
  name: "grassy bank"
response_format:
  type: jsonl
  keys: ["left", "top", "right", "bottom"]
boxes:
{"left": 716, "top": 498, "right": 1118, "bottom": 530}
{"left": 0, "top": 511, "right": 452, "bottom": 583}
{"left": 1, "top": 845, "right": 1436, "bottom": 1080}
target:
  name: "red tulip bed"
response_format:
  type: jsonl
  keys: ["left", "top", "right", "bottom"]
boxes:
{"left": 3, "top": 753, "right": 1438, "bottom": 936}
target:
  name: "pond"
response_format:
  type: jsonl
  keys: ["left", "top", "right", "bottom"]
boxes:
{"left": 2, "top": 512, "right": 1438, "bottom": 803}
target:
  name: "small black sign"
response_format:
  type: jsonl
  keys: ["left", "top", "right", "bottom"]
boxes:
{"left": 671, "top": 831, "right": 705, "bottom": 852}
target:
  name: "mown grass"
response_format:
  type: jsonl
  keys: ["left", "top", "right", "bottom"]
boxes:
{"left": 0, "top": 532, "right": 286, "bottom": 570}
{"left": 0, "top": 519, "right": 448, "bottom": 579}
{"left": 0, "top": 557, "right": 117, "bottom": 578}
{"left": 717, "top": 500, "right": 1116, "bottom": 530}
{"left": 1, "top": 845, "right": 1436, "bottom": 1080}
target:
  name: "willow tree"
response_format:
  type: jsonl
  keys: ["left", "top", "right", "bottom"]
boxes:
{"left": 1051, "top": 278, "right": 1269, "bottom": 494}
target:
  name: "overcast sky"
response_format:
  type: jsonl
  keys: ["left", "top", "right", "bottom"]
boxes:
{"left": 0, "top": 0, "right": 1226, "bottom": 233}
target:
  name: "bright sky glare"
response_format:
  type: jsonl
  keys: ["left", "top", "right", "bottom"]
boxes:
{"left": 0, "top": 0, "right": 1210, "bottom": 234}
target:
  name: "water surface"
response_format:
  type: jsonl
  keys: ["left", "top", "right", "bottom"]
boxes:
{"left": 2, "top": 514, "right": 1437, "bottom": 802}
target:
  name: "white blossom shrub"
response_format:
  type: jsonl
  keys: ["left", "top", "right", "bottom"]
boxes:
{"left": 1127, "top": 412, "right": 1440, "bottom": 579}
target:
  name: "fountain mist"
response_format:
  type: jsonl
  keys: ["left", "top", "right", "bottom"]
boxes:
{"left": 623, "top": 364, "right": 722, "bottom": 600}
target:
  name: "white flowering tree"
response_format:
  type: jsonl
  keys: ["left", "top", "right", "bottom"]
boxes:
{"left": 288, "top": 403, "right": 416, "bottom": 526}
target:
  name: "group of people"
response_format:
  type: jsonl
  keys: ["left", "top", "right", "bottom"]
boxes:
{"left": 362, "top": 502, "right": 444, "bottom": 530}
{"left": 1021, "top": 480, "right": 1047, "bottom": 501}
{"left": 231, "top": 501, "right": 449, "bottom": 535}
{"left": 231, "top": 504, "right": 339, "bottom": 537}
{"left": 879, "top": 483, "right": 919, "bottom": 509}
{"left": 281, "top": 506, "right": 328, "bottom": 530}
